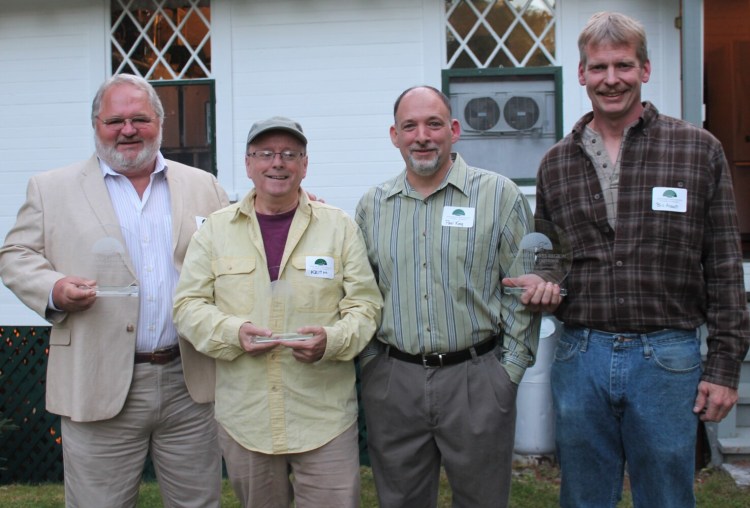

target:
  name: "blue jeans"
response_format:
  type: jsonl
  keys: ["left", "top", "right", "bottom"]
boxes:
{"left": 551, "top": 326, "right": 702, "bottom": 508}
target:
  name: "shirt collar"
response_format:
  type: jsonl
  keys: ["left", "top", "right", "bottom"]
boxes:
{"left": 572, "top": 101, "right": 658, "bottom": 141}
{"left": 98, "top": 151, "right": 168, "bottom": 178}
{"left": 386, "top": 152, "right": 470, "bottom": 199}
{"left": 234, "top": 188, "right": 310, "bottom": 222}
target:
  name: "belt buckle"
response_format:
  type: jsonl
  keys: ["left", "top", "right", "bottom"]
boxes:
{"left": 422, "top": 353, "right": 444, "bottom": 368}
{"left": 152, "top": 346, "right": 177, "bottom": 363}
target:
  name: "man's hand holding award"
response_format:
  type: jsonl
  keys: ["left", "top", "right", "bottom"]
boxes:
{"left": 502, "top": 219, "right": 571, "bottom": 302}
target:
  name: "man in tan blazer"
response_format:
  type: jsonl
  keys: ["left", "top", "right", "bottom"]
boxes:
{"left": 0, "top": 74, "right": 229, "bottom": 507}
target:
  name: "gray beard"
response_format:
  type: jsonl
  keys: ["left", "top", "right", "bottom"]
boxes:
{"left": 95, "top": 133, "right": 162, "bottom": 174}
{"left": 407, "top": 154, "right": 441, "bottom": 176}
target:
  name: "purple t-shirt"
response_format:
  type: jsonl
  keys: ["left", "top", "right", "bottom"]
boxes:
{"left": 256, "top": 208, "right": 296, "bottom": 281}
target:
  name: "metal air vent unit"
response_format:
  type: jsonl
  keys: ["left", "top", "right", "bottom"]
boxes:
{"left": 458, "top": 92, "right": 547, "bottom": 134}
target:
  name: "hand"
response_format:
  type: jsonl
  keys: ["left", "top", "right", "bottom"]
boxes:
{"left": 693, "top": 380, "right": 738, "bottom": 422}
{"left": 305, "top": 190, "right": 325, "bottom": 203}
{"left": 502, "top": 274, "right": 563, "bottom": 312}
{"left": 238, "top": 322, "right": 280, "bottom": 356}
{"left": 51, "top": 276, "right": 97, "bottom": 312}
{"left": 280, "top": 326, "right": 327, "bottom": 363}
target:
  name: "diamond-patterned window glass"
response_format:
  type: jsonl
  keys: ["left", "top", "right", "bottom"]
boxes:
{"left": 446, "top": 0, "right": 556, "bottom": 69}
{"left": 111, "top": 0, "right": 211, "bottom": 79}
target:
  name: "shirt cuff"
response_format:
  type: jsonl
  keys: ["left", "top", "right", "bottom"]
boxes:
{"left": 501, "top": 360, "right": 526, "bottom": 385}
{"left": 702, "top": 354, "right": 742, "bottom": 390}
{"left": 358, "top": 340, "right": 383, "bottom": 368}
{"left": 48, "top": 290, "right": 60, "bottom": 312}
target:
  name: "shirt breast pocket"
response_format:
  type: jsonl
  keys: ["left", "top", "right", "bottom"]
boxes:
{"left": 289, "top": 255, "right": 343, "bottom": 314}
{"left": 213, "top": 257, "right": 257, "bottom": 314}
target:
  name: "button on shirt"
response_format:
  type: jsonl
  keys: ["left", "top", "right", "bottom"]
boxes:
{"left": 100, "top": 153, "right": 179, "bottom": 352}
{"left": 173, "top": 191, "right": 382, "bottom": 454}
{"left": 582, "top": 125, "right": 625, "bottom": 230}
{"left": 536, "top": 102, "right": 750, "bottom": 387}
{"left": 355, "top": 153, "right": 540, "bottom": 384}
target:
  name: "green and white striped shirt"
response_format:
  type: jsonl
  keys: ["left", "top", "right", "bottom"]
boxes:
{"left": 355, "top": 153, "right": 540, "bottom": 383}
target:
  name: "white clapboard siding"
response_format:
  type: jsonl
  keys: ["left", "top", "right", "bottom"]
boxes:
{"left": 0, "top": 0, "right": 685, "bottom": 327}
{"left": 0, "top": 0, "right": 106, "bottom": 325}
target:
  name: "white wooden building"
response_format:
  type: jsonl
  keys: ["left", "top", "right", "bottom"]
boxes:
{"left": 1, "top": 0, "right": 749, "bottom": 465}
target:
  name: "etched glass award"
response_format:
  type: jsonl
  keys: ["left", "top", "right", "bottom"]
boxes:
{"left": 251, "top": 278, "right": 313, "bottom": 343}
{"left": 504, "top": 219, "right": 571, "bottom": 296}
{"left": 89, "top": 225, "right": 139, "bottom": 297}
{"left": 253, "top": 333, "right": 315, "bottom": 343}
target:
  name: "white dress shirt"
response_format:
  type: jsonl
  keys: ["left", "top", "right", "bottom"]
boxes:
{"left": 100, "top": 153, "right": 179, "bottom": 352}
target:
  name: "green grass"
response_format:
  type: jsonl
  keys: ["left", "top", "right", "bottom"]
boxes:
{"left": 1, "top": 464, "right": 748, "bottom": 507}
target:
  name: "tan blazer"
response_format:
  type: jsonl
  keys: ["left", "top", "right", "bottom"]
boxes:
{"left": 0, "top": 155, "right": 229, "bottom": 422}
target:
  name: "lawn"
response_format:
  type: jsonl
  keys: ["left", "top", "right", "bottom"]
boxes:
{"left": 1, "top": 464, "right": 749, "bottom": 507}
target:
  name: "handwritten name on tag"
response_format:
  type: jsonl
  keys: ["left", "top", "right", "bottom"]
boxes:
{"left": 441, "top": 207, "right": 475, "bottom": 228}
{"left": 652, "top": 187, "right": 687, "bottom": 213}
{"left": 306, "top": 256, "right": 334, "bottom": 279}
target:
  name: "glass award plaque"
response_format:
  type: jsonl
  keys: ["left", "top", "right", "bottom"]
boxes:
{"left": 504, "top": 219, "right": 571, "bottom": 297}
{"left": 89, "top": 225, "right": 139, "bottom": 297}
{"left": 250, "top": 279, "right": 315, "bottom": 342}
{"left": 253, "top": 333, "right": 315, "bottom": 343}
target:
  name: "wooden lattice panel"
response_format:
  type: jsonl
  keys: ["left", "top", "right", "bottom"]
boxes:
{"left": 0, "top": 326, "right": 369, "bottom": 483}
{"left": 0, "top": 326, "right": 63, "bottom": 484}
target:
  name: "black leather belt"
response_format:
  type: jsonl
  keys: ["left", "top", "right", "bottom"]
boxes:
{"left": 387, "top": 336, "right": 497, "bottom": 368}
{"left": 134, "top": 344, "right": 181, "bottom": 365}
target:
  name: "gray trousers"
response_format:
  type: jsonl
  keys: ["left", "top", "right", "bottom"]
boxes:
{"left": 362, "top": 347, "right": 518, "bottom": 508}
{"left": 61, "top": 359, "right": 221, "bottom": 508}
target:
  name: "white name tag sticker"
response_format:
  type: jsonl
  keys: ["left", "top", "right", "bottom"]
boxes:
{"left": 195, "top": 216, "right": 208, "bottom": 229}
{"left": 306, "top": 256, "right": 335, "bottom": 279}
{"left": 441, "top": 207, "right": 475, "bottom": 228}
{"left": 652, "top": 187, "right": 687, "bottom": 213}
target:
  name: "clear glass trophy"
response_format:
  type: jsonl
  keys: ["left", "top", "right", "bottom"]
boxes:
{"left": 253, "top": 333, "right": 315, "bottom": 343}
{"left": 251, "top": 278, "right": 313, "bottom": 343}
{"left": 89, "top": 225, "right": 139, "bottom": 297}
{"left": 503, "top": 219, "right": 572, "bottom": 297}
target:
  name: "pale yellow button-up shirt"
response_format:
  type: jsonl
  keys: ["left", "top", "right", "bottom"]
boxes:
{"left": 173, "top": 190, "right": 382, "bottom": 454}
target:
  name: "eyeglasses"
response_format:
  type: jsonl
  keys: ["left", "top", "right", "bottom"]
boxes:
{"left": 247, "top": 150, "right": 306, "bottom": 162}
{"left": 96, "top": 116, "right": 154, "bottom": 130}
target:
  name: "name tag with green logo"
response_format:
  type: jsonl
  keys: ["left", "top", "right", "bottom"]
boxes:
{"left": 306, "top": 256, "right": 334, "bottom": 279}
{"left": 441, "top": 206, "right": 475, "bottom": 228}
{"left": 652, "top": 187, "right": 687, "bottom": 212}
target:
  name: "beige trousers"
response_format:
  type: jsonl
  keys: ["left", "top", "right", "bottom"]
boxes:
{"left": 219, "top": 421, "right": 360, "bottom": 508}
{"left": 61, "top": 359, "right": 221, "bottom": 508}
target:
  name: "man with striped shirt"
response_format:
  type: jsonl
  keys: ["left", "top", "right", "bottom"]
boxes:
{"left": 355, "top": 85, "right": 559, "bottom": 508}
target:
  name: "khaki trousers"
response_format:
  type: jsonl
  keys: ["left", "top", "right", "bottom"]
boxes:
{"left": 219, "top": 421, "right": 360, "bottom": 508}
{"left": 61, "top": 358, "right": 221, "bottom": 508}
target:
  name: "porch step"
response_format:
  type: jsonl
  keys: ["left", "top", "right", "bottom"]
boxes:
{"left": 739, "top": 382, "right": 750, "bottom": 405}
{"left": 718, "top": 426, "right": 750, "bottom": 462}
{"left": 722, "top": 462, "right": 750, "bottom": 487}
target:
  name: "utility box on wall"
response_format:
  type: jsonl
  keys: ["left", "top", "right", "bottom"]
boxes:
{"left": 443, "top": 68, "right": 562, "bottom": 183}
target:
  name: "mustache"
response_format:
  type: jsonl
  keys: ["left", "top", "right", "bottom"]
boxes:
{"left": 116, "top": 135, "right": 144, "bottom": 144}
{"left": 409, "top": 144, "right": 438, "bottom": 152}
{"left": 597, "top": 87, "right": 627, "bottom": 94}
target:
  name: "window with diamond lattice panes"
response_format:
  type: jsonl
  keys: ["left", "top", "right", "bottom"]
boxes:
{"left": 108, "top": 1, "right": 216, "bottom": 175}
{"left": 446, "top": 0, "right": 556, "bottom": 69}
{"left": 111, "top": 0, "right": 211, "bottom": 79}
